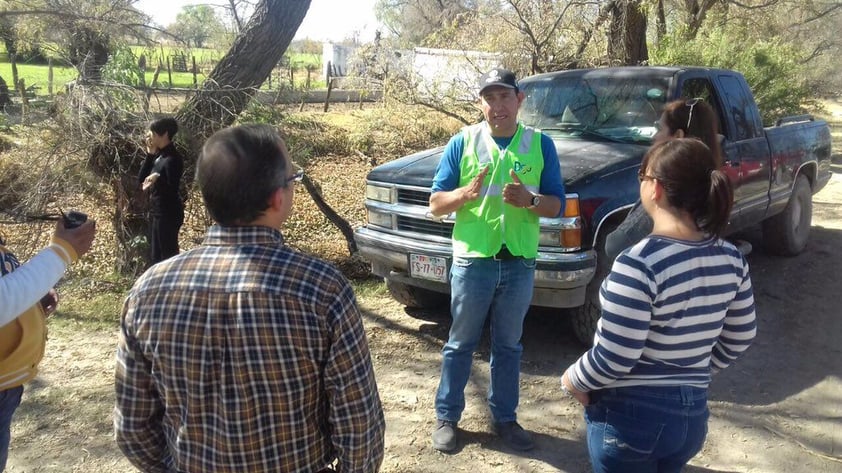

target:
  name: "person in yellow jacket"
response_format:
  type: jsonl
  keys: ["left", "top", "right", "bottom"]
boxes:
{"left": 429, "top": 68, "right": 565, "bottom": 452}
{"left": 0, "top": 218, "right": 95, "bottom": 470}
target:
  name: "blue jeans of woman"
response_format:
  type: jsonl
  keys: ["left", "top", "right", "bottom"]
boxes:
{"left": 585, "top": 385, "right": 709, "bottom": 473}
{"left": 435, "top": 256, "right": 535, "bottom": 424}
{"left": 0, "top": 386, "right": 24, "bottom": 471}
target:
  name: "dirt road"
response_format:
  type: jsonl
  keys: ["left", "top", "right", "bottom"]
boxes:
{"left": 364, "top": 168, "right": 842, "bottom": 473}
{"left": 8, "top": 171, "right": 842, "bottom": 472}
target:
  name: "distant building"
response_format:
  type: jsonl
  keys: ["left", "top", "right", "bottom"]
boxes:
{"left": 323, "top": 43, "right": 356, "bottom": 80}
{"left": 326, "top": 43, "right": 502, "bottom": 99}
{"left": 410, "top": 47, "right": 502, "bottom": 99}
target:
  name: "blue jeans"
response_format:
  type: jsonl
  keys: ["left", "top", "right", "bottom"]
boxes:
{"left": 435, "top": 256, "right": 535, "bottom": 424}
{"left": 585, "top": 385, "right": 709, "bottom": 473}
{"left": 0, "top": 386, "right": 24, "bottom": 472}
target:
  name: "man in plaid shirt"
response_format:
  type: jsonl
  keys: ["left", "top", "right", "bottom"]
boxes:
{"left": 114, "top": 124, "right": 385, "bottom": 473}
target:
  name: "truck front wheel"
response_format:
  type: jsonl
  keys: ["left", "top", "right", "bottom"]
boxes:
{"left": 570, "top": 226, "right": 616, "bottom": 346}
{"left": 570, "top": 278, "right": 601, "bottom": 346}
{"left": 762, "top": 174, "right": 812, "bottom": 256}
{"left": 385, "top": 279, "right": 449, "bottom": 309}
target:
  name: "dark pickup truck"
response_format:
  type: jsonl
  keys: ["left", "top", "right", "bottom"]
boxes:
{"left": 354, "top": 66, "right": 833, "bottom": 344}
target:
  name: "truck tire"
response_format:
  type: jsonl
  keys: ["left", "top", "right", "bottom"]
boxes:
{"left": 570, "top": 226, "right": 616, "bottom": 346}
{"left": 762, "top": 174, "right": 812, "bottom": 256}
{"left": 570, "top": 278, "right": 601, "bottom": 346}
{"left": 385, "top": 279, "right": 449, "bottom": 309}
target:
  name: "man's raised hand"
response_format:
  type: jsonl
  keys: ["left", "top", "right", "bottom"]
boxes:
{"left": 503, "top": 169, "right": 530, "bottom": 207}
{"left": 460, "top": 165, "right": 490, "bottom": 203}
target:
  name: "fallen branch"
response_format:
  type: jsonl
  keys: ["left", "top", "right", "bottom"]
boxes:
{"left": 301, "top": 174, "right": 358, "bottom": 255}
{"left": 763, "top": 423, "right": 842, "bottom": 463}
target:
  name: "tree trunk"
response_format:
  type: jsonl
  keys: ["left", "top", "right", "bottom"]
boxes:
{"left": 683, "top": 0, "right": 719, "bottom": 40}
{"left": 110, "top": 0, "right": 313, "bottom": 271}
{"left": 574, "top": 0, "right": 616, "bottom": 66}
{"left": 655, "top": 0, "right": 667, "bottom": 44}
{"left": 175, "top": 0, "right": 312, "bottom": 164}
{"left": 607, "top": 0, "right": 648, "bottom": 66}
{"left": 0, "top": 75, "right": 9, "bottom": 107}
{"left": 111, "top": 172, "right": 151, "bottom": 277}
{"left": 67, "top": 27, "right": 110, "bottom": 83}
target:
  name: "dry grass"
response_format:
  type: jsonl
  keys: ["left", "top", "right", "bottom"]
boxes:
{"left": 0, "top": 99, "right": 463, "bottom": 281}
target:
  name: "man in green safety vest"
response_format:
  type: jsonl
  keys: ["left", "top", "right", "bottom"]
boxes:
{"left": 429, "top": 68, "right": 566, "bottom": 452}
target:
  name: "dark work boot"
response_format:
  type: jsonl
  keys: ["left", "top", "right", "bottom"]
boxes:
{"left": 494, "top": 421, "right": 534, "bottom": 451}
{"left": 431, "top": 419, "right": 458, "bottom": 452}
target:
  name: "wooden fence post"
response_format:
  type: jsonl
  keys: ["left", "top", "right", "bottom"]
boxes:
{"left": 138, "top": 55, "right": 147, "bottom": 88}
{"left": 10, "top": 53, "right": 19, "bottom": 92}
{"left": 323, "top": 61, "right": 334, "bottom": 112}
{"left": 48, "top": 59, "right": 54, "bottom": 96}
{"left": 18, "top": 78, "right": 27, "bottom": 123}
{"left": 167, "top": 57, "right": 173, "bottom": 88}
{"left": 192, "top": 55, "right": 198, "bottom": 88}
{"left": 324, "top": 78, "right": 333, "bottom": 113}
{"left": 146, "top": 63, "right": 163, "bottom": 112}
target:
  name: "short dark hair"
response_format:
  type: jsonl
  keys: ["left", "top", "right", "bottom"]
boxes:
{"left": 149, "top": 117, "right": 179, "bottom": 140}
{"left": 641, "top": 138, "right": 733, "bottom": 237}
{"left": 197, "top": 124, "right": 289, "bottom": 225}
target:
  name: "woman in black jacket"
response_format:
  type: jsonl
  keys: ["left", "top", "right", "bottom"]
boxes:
{"left": 139, "top": 117, "right": 184, "bottom": 264}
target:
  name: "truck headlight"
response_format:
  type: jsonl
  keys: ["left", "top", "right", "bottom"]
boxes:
{"left": 365, "top": 184, "right": 394, "bottom": 203}
{"left": 538, "top": 195, "right": 582, "bottom": 250}
{"left": 539, "top": 230, "right": 562, "bottom": 246}
{"left": 367, "top": 210, "right": 393, "bottom": 228}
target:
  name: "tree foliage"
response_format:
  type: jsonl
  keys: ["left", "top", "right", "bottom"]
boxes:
{"left": 169, "top": 5, "right": 225, "bottom": 48}
{"left": 370, "top": 0, "right": 842, "bottom": 105}
{"left": 33, "top": 0, "right": 312, "bottom": 274}
{"left": 649, "top": 25, "right": 815, "bottom": 124}
{"left": 0, "top": 0, "right": 151, "bottom": 80}
{"left": 375, "top": 0, "right": 477, "bottom": 47}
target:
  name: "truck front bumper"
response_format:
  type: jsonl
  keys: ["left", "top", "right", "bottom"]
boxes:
{"left": 354, "top": 226, "right": 596, "bottom": 308}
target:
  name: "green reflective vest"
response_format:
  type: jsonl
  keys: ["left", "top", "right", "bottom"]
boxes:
{"left": 453, "top": 122, "right": 544, "bottom": 258}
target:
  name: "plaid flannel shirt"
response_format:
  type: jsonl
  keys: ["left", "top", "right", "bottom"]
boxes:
{"left": 114, "top": 225, "right": 384, "bottom": 473}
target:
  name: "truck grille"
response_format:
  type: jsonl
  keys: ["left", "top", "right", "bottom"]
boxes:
{"left": 398, "top": 189, "right": 430, "bottom": 205}
{"left": 397, "top": 216, "right": 453, "bottom": 238}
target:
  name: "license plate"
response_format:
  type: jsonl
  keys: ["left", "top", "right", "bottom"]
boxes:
{"left": 408, "top": 254, "right": 448, "bottom": 283}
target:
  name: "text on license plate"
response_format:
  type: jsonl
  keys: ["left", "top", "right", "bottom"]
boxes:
{"left": 409, "top": 254, "right": 448, "bottom": 283}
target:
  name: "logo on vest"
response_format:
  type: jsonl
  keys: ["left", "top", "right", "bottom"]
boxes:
{"left": 513, "top": 161, "right": 533, "bottom": 175}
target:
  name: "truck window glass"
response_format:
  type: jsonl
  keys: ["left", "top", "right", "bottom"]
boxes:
{"left": 679, "top": 78, "right": 726, "bottom": 136}
{"left": 520, "top": 76, "right": 669, "bottom": 144}
{"left": 717, "top": 75, "right": 759, "bottom": 140}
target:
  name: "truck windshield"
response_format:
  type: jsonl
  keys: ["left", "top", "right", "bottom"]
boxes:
{"left": 519, "top": 76, "right": 670, "bottom": 144}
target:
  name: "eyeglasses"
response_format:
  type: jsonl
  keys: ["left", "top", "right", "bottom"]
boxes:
{"left": 284, "top": 166, "right": 304, "bottom": 186}
{"left": 638, "top": 170, "right": 656, "bottom": 183}
{"left": 685, "top": 98, "right": 702, "bottom": 130}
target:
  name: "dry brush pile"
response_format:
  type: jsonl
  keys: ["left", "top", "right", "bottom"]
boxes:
{"left": 0, "top": 95, "right": 465, "bottom": 286}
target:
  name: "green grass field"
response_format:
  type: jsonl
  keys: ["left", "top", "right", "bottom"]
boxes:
{"left": 0, "top": 62, "right": 78, "bottom": 94}
{"left": 1, "top": 46, "right": 324, "bottom": 95}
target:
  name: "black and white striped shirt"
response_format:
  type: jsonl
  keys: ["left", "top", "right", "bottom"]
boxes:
{"left": 568, "top": 235, "right": 756, "bottom": 392}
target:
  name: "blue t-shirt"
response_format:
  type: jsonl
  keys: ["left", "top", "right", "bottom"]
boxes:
{"left": 431, "top": 128, "right": 566, "bottom": 217}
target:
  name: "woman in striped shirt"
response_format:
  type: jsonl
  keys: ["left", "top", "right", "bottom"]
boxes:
{"left": 562, "top": 138, "right": 757, "bottom": 473}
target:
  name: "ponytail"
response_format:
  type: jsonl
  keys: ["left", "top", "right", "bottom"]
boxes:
{"left": 644, "top": 139, "right": 735, "bottom": 237}
{"left": 698, "top": 169, "right": 733, "bottom": 237}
